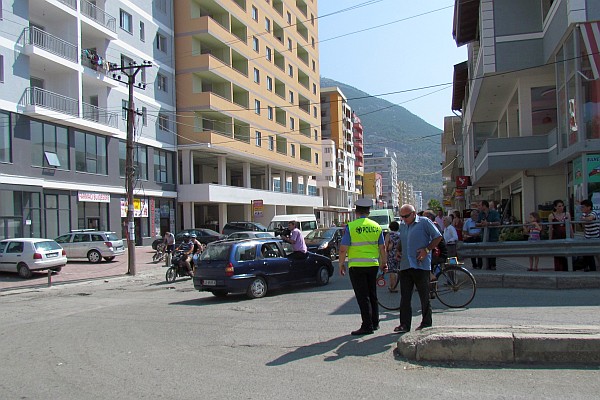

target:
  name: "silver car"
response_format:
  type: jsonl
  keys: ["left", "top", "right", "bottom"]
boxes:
{"left": 0, "top": 238, "right": 68, "bottom": 278}
{"left": 55, "top": 230, "right": 125, "bottom": 263}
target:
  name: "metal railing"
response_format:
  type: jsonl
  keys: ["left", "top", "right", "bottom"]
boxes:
{"left": 24, "top": 27, "right": 78, "bottom": 62}
{"left": 57, "top": 0, "right": 77, "bottom": 10}
{"left": 82, "top": 102, "right": 118, "bottom": 128}
{"left": 21, "top": 87, "right": 79, "bottom": 117}
{"left": 80, "top": 0, "right": 117, "bottom": 32}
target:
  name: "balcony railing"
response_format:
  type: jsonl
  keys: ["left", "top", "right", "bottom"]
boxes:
{"left": 57, "top": 0, "right": 77, "bottom": 10}
{"left": 80, "top": 0, "right": 117, "bottom": 32}
{"left": 21, "top": 87, "right": 79, "bottom": 117}
{"left": 24, "top": 27, "right": 78, "bottom": 62}
{"left": 82, "top": 102, "right": 118, "bottom": 128}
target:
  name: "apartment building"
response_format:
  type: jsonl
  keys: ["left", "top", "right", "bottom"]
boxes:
{"left": 0, "top": 0, "right": 177, "bottom": 243}
{"left": 449, "top": 0, "right": 600, "bottom": 222}
{"left": 352, "top": 111, "right": 364, "bottom": 196}
{"left": 318, "top": 86, "right": 356, "bottom": 225}
{"left": 173, "top": 0, "right": 322, "bottom": 231}
{"left": 364, "top": 147, "right": 399, "bottom": 211}
{"left": 398, "top": 179, "right": 416, "bottom": 208}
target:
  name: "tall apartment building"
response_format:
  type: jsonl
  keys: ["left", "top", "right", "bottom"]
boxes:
{"left": 364, "top": 147, "right": 398, "bottom": 211}
{"left": 450, "top": 0, "right": 600, "bottom": 222}
{"left": 174, "top": 0, "right": 322, "bottom": 231}
{"left": 352, "top": 111, "right": 364, "bottom": 196}
{"left": 398, "top": 180, "right": 415, "bottom": 208}
{"left": 318, "top": 86, "right": 355, "bottom": 225}
{"left": 0, "top": 0, "right": 177, "bottom": 243}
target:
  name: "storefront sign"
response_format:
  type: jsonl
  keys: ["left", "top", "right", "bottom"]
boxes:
{"left": 455, "top": 176, "right": 470, "bottom": 189}
{"left": 120, "top": 198, "right": 149, "bottom": 218}
{"left": 78, "top": 192, "right": 110, "bottom": 203}
{"left": 253, "top": 200, "right": 263, "bottom": 218}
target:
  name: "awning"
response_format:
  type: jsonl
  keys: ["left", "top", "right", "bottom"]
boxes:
{"left": 452, "top": 61, "right": 469, "bottom": 111}
{"left": 580, "top": 22, "right": 600, "bottom": 80}
{"left": 453, "top": 0, "right": 480, "bottom": 47}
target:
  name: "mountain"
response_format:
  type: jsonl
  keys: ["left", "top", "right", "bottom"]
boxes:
{"left": 320, "top": 77, "right": 443, "bottom": 204}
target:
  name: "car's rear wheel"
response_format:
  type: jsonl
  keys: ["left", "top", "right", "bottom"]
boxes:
{"left": 165, "top": 267, "right": 177, "bottom": 283}
{"left": 328, "top": 247, "right": 336, "bottom": 260}
{"left": 211, "top": 290, "right": 228, "bottom": 298}
{"left": 316, "top": 265, "right": 330, "bottom": 286}
{"left": 104, "top": 256, "right": 115, "bottom": 262}
{"left": 17, "top": 263, "right": 32, "bottom": 279}
{"left": 87, "top": 250, "right": 102, "bottom": 263}
{"left": 247, "top": 277, "right": 267, "bottom": 299}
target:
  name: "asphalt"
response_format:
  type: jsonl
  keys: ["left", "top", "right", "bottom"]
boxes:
{"left": 1, "top": 248, "right": 599, "bottom": 364}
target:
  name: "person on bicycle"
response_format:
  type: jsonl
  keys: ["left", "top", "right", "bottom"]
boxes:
{"left": 189, "top": 233, "right": 204, "bottom": 268}
{"left": 395, "top": 204, "right": 442, "bottom": 334}
{"left": 163, "top": 231, "right": 175, "bottom": 267}
{"left": 175, "top": 233, "right": 194, "bottom": 277}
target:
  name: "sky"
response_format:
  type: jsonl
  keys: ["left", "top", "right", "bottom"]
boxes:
{"left": 317, "top": 0, "right": 468, "bottom": 130}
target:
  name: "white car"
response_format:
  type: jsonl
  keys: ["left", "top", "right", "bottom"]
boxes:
{"left": 55, "top": 230, "right": 125, "bottom": 263}
{"left": 0, "top": 238, "right": 68, "bottom": 279}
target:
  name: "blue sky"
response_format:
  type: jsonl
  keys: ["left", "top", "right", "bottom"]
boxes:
{"left": 317, "top": 1, "right": 467, "bottom": 130}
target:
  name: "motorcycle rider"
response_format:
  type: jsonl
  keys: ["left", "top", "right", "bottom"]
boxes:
{"left": 163, "top": 231, "right": 175, "bottom": 267}
{"left": 175, "top": 233, "right": 194, "bottom": 277}
{"left": 190, "top": 233, "right": 204, "bottom": 269}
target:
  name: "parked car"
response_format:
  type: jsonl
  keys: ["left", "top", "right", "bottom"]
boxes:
{"left": 226, "top": 231, "right": 274, "bottom": 240}
{"left": 55, "top": 230, "right": 125, "bottom": 263}
{"left": 0, "top": 238, "right": 67, "bottom": 278}
{"left": 193, "top": 238, "right": 333, "bottom": 299}
{"left": 304, "top": 227, "right": 344, "bottom": 260}
{"left": 151, "top": 228, "right": 226, "bottom": 250}
{"left": 222, "top": 221, "right": 268, "bottom": 236}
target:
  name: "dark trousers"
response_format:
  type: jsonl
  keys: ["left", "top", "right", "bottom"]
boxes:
{"left": 582, "top": 256, "right": 597, "bottom": 271}
{"left": 349, "top": 266, "right": 379, "bottom": 330}
{"left": 290, "top": 251, "right": 308, "bottom": 260}
{"left": 464, "top": 236, "right": 482, "bottom": 268}
{"left": 399, "top": 268, "right": 432, "bottom": 330}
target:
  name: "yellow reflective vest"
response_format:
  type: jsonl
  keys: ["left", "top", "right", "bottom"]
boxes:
{"left": 347, "top": 218, "right": 382, "bottom": 267}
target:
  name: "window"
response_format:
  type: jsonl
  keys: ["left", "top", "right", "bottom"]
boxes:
{"left": 290, "top": 144, "right": 295, "bottom": 157}
{"left": 255, "top": 99, "right": 261, "bottom": 114}
{"left": 312, "top": 60, "right": 316, "bottom": 72}
{"left": 120, "top": 9, "right": 132, "bottom": 33}
{"left": 287, "top": 11, "right": 292, "bottom": 24}
{"left": 0, "top": 54, "right": 4, "bottom": 82}
{"left": 253, "top": 68, "right": 260, "bottom": 83}
{"left": 159, "top": 113, "right": 169, "bottom": 131}
{"left": 157, "top": 73, "right": 168, "bottom": 92}
{"left": 154, "top": 149, "right": 173, "bottom": 183}
{"left": 311, "top": 37, "right": 315, "bottom": 48}
{"left": 142, "top": 107, "right": 147, "bottom": 126}
{"left": 75, "top": 131, "right": 107, "bottom": 175}
{"left": 31, "top": 120, "right": 69, "bottom": 169}
{"left": 252, "top": 5, "right": 258, "bottom": 21}
{"left": 266, "top": 76, "right": 273, "bottom": 91}
{"left": 0, "top": 111, "right": 11, "bottom": 163}
{"left": 140, "top": 21, "right": 145, "bottom": 41}
{"left": 267, "top": 106, "right": 273, "bottom": 120}
{"left": 288, "top": 64, "right": 293, "bottom": 77}
{"left": 253, "top": 36, "right": 259, "bottom": 52}
{"left": 311, "top": 14, "right": 314, "bottom": 25}
{"left": 255, "top": 131, "right": 262, "bottom": 147}
{"left": 315, "top": 153, "right": 319, "bottom": 165}
{"left": 289, "top": 90, "right": 294, "bottom": 104}
{"left": 268, "top": 136, "right": 274, "bottom": 151}
{"left": 265, "top": 17, "right": 271, "bottom": 32}
{"left": 287, "top": 38, "right": 292, "bottom": 50}
{"left": 314, "top": 129, "right": 318, "bottom": 140}
{"left": 122, "top": 99, "right": 129, "bottom": 120}
{"left": 289, "top": 117, "right": 295, "bottom": 130}
{"left": 266, "top": 47, "right": 272, "bottom": 61}
{"left": 119, "top": 141, "right": 147, "bottom": 179}
{"left": 156, "top": 33, "right": 167, "bottom": 53}
{"left": 312, "top": 83, "right": 317, "bottom": 94}
{"left": 155, "top": 0, "right": 167, "bottom": 13}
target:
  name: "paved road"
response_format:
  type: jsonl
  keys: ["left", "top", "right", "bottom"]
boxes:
{"left": 1, "top": 264, "right": 599, "bottom": 399}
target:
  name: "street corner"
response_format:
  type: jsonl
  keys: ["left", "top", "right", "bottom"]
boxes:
{"left": 395, "top": 325, "right": 600, "bottom": 365}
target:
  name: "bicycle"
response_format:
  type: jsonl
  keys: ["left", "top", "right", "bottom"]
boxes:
{"left": 152, "top": 242, "right": 167, "bottom": 263}
{"left": 376, "top": 261, "right": 477, "bottom": 310}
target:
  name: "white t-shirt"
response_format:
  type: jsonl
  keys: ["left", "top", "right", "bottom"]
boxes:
{"left": 443, "top": 224, "right": 458, "bottom": 244}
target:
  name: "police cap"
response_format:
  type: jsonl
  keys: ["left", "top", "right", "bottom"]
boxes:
{"left": 355, "top": 198, "right": 373, "bottom": 208}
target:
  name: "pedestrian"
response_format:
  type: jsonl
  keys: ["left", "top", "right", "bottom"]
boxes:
{"left": 462, "top": 209, "right": 482, "bottom": 269}
{"left": 452, "top": 210, "right": 463, "bottom": 241}
{"left": 476, "top": 200, "right": 501, "bottom": 270}
{"left": 163, "top": 231, "right": 175, "bottom": 267}
{"left": 282, "top": 220, "right": 308, "bottom": 260}
{"left": 338, "top": 198, "right": 387, "bottom": 335}
{"left": 435, "top": 209, "right": 445, "bottom": 232}
{"left": 395, "top": 204, "right": 442, "bottom": 333}
{"left": 579, "top": 199, "right": 598, "bottom": 272}
{"left": 442, "top": 216, "right": 458, "bottom": 258}
{"left": 548, "top": 199, "right": 573, "bottom": 271}
{"left": 523, "top": 212, "right": 542, "bottom": 271}
{"left": 385, "top": 220, "right": 402, "bottom": 293}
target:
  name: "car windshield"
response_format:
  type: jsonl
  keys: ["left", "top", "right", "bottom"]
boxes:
{"left": 369, "top": 215, "right": 390, "bottom": 224}
{"left": 267, "top": 221, "right": 289, "bottom": 231}
{"left": 200, "top": 243, "right": 231, "bottom": 261}
{"left": 306, "top": 229, "right": 334, "bottom": 239}
{"left": 35, "top": 241, "right": 62, "bottom": 251}
{"left": 106, "top": 233, "right": 119, "bottom": 241}
{"left": 200, "top": 229, "right": 221, "bottom": 236}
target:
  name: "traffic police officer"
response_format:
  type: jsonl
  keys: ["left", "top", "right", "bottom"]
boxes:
{"left": 339, "top": 198, "right": 387, "bottom": 335}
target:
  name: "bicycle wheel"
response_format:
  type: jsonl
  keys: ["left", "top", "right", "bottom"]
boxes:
{"left": 376, "top": 272, "right": 401, "bottom": 310}
{"left": 434, "top": 266, "right": 476, "bottom": 308}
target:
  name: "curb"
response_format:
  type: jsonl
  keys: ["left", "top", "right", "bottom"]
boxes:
{"left": 396, "top": 325, "right": 600, "bottom": 364}
{"left": 473, "top": 272, "right": 600, "bottom": 289}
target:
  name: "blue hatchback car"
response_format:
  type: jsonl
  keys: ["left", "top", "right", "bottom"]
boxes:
{"left": 193, "top": 238, "right": 334, "bottom": 299}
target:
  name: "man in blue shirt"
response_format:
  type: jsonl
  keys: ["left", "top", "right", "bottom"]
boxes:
{"left": 395, "top": 204, "right": 442, "bottom": 333}
{"left": 476, "top": 200, "right": 501, "bottom": 270}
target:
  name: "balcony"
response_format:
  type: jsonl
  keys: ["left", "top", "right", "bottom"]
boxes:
{"left": 22, "top": 26, "right": 78, "bottom": 63}
{"left": 21, "top": 87, "right": 78, "bottom": 117}
{"left": 57, "top": 0, "right": 77, "bottom": 10}
{"left": 82, "top": 102, "right": 119, "bottom": 129}
{"left": 80, "top": 0, "right": 118, "bottom": 40}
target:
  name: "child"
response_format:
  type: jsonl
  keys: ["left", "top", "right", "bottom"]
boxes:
{"left": 524, "top": 212, "right": 542, "bottom": 271}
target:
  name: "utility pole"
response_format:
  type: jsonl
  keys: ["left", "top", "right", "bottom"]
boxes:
{"left": 110, "top": 60, "right": 152, "bottom": 275}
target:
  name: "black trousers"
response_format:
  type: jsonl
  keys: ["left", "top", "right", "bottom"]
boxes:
{"left": 349, "top": 266, "right": 379, "bottom": 330}
{"left": 399, "top": 268, "right": 432, "bottom": 330}
{"left": 464, "top": 236, "right": 482, "bottom": 268}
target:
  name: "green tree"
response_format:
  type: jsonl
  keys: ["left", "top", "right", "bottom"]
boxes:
{"left": 427, "top": 199, "right": 442, "bottom": 212}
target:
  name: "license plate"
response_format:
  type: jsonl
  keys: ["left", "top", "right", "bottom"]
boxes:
{"left": 46, "top": 253, "right": 58, "bottom": 258}
{"left": 203, "top": 280, "right": 216, "bottom": 286}
{"left": 115, "top": 246, "right": 123, "bottom": 251}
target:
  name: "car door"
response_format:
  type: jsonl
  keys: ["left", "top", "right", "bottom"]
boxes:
{"left": 55, "top": 234, "right": 74, "bottom": 258}
{"left": 0, "top": 241, "right": 9, "bottom": 272}
{"left": 258, "top": 241, "right": 291, "bottom": 286}
{"left": 72, "top": 233, "right": 90, "bottom": 258}
{"left": 3, "top": 241, "right": 24, "bottom": 271}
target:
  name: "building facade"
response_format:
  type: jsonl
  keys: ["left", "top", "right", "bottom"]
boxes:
{"left": 450, "top": 0, "right": 600, "bottom": 222}
{"left": 364, "top": 147, "right": 399, "bottom": 211}
{"left": 352, "top": 111, "right": 364, "bottom": 196}
{"left": 0, "top": 0, "right": 177, "bottom": 243}
{"left": 173, "top": 0, "right": 322, "bottom": 231}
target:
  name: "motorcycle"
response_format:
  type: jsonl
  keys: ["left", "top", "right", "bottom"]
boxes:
{"left": 165, "top": 251, "right": 193, "bottom": 283}
{"left": 153, "top": 242, "right": 167, "bottom": 263}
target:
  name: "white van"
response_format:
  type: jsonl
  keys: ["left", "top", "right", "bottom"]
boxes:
{"left": 267, "top": 214, "right": 318, "bottom": 237}
{"left": 368, "top": 209, "right": 395, "bottom": 234}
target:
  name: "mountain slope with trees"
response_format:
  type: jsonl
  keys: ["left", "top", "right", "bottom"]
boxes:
{"left": 321, "top": 77, "right": 443, "bottom": 203}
